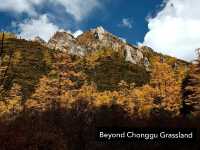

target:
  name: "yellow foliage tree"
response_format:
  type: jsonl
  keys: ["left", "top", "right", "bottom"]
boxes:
{"left": 150, "top": 62, "right": 181, "bottom": 116}
{"left": 0, "top": 83, "right": 22, "bottom": 120}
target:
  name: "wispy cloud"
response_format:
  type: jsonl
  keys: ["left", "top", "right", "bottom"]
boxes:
{"left": 51, "top": 0, "right": 101, "bottom": 21}
{"left": 0, "top": 0, "right": 45, "bottom": 16}
{"left": 0, "top": 0, "right": 102, "bottom": 21}
{"left": 119, "top": 18, "right": 133, "bottom": 29}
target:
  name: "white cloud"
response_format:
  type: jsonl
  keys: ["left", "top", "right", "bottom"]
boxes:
{"left": 0, "top": 0, "right": 102, "bottom": 42}
{"left": 143, "top": 0, "right": 200, "bottom": 61}
{"left": 0, "top": 0, "right": 44, "bottom": 16}
{"left": 17, "top": 14, "right": 84, "bottom": 41}
{"left": 18, "top": 14, "right": 60, "bottom": 42}
{"left": 0, "top": 0, "right": 101, "bottom": 21}
{"left": 51, "top": 0, "right": 100, "bottom": 21}
{"left": 72, "top": 30, "right": 83, "bottom": 38}
{"left": 120, "top": 18, "right": 133, "bottom": 29}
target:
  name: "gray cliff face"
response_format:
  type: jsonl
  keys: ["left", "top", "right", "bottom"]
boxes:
{"left": 124, "top": 44, "right": 143, "bottom": 64}
{"left": 48, "top": 31, "right": 75, "bottom": 50}
{"left": 48, "top": 31, "right": 86, "bottom": 56}
{"left": 47, "top": 27, "right": 145, "bottom": 65}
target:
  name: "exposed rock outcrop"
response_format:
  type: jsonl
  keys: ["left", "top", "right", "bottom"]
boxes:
{"left": 46, "top": 27, "right": 149, "bottom": 65}
{"left": 48, "top": 31, "right": 86, "bottom": 56}
{"left": 124, "top": 45, "right": 143, "bottom": 64}
{"left": 76, "top": 26, "right": 144, "bottom": 64}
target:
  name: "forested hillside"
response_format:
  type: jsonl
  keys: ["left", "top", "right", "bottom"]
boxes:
{"left": 0, "top": 32, "right": 199, "bottom": 150}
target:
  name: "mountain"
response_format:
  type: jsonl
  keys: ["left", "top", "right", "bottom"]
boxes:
{"left": 0, "top": 27, "right": 190, "bottom": 114}
{"left": 0, "top": 28, "right": 197, "bottom": 150}
{"left": 45, "top": 27, "right": 189, "bottom": 91}
{"left": 47, "top": 26, "right": 188, "bottom": 68}
{"left": 48, "top": 27, "right": 144, "bottom": 64}
{"left": 0, "top": 27, "right": 189, "bottom": 94}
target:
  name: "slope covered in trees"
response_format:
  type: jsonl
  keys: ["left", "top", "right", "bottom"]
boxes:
{"left": 0, "top": 33, "right": 199, "bottom": 150}
{"left": 0, "top": 32, "right": 191, "bottom": 122}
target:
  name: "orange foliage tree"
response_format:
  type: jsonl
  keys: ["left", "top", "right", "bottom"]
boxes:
{"left": 150, "top": 62, "right": 181, "bottom": 116}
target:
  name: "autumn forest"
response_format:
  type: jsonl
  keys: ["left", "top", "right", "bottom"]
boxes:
{"left": 0, "top": 32, "right": 200, "bottom": 150}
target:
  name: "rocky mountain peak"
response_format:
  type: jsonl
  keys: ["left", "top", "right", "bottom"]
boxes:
{"left": 49, "top": 31, "right": 75, "bottom": 43}
{"left": 32, "top": 36, "right": 46, "bottom": 45}
{"left": 76, "top": 27, "right": 144, "bottom": 64}
{"left": 47, "top": 27, "right": 145, "bottom": 65}
{"left": 48, "top": 31, "right": 75, "bottom": 51}
{"left": 47, "top": 31, "right": 86, "bottom": 56}
{"left": 91, "top": 26, "right": 105, "bottom": 40}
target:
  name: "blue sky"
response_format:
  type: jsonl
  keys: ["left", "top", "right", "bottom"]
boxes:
{"left": 0, "top": 0, "right": 163, "bottom": 44}
{"left": 0, "top": 0, "right": 200, "bottom": 61}
{"left": 77, "top": 0, "right": 163, "bottom": 44}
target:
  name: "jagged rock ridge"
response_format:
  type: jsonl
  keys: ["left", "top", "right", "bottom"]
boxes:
{"left": 47, "top": 26, "right": 145, "bottom": 65}
{"left": 48, "top": 31, "right": 85, "bottom": 56}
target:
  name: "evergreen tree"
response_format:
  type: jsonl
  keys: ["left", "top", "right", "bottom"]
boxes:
{"left": 182, "top": 49, "right": 200, "bottom": 117}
